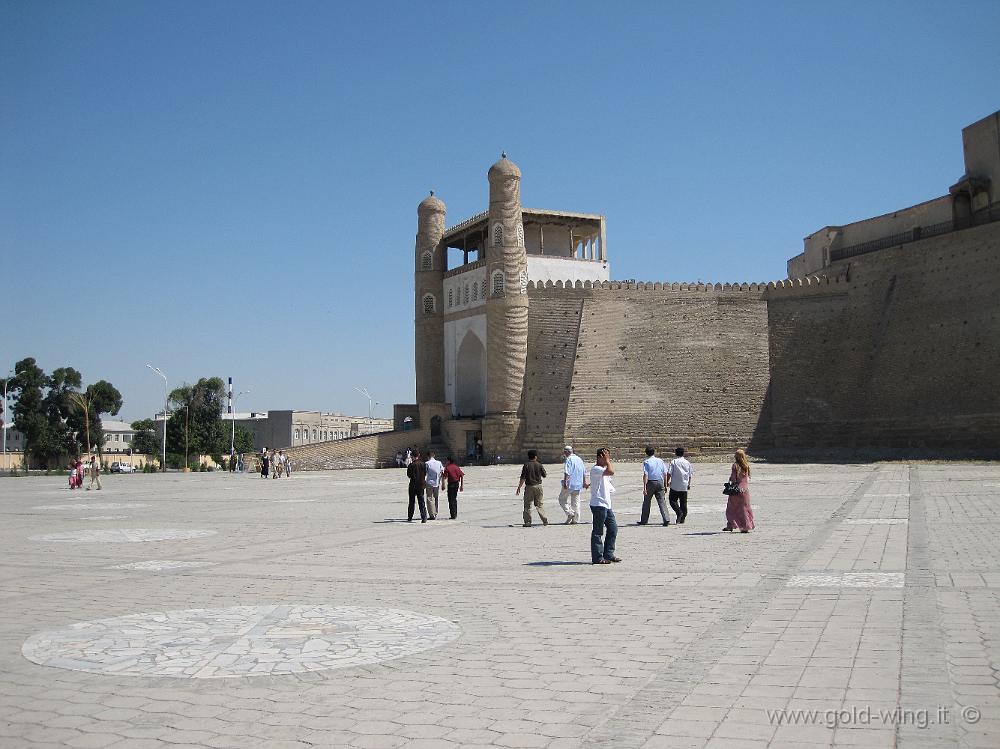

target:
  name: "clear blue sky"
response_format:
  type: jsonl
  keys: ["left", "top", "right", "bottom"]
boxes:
{"left": 3, "top": 1, "right": 998, "bottom": 422}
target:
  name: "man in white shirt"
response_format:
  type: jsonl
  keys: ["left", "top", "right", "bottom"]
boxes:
{"left": 638, "top": 446, "right": 669, "bottom": 526}
{"left": 424, "top": 450, "right": 444, "bottom": 520}
{"left": 589, "top": 448, "right": 621, "bottom": 565}
{"left": 666, "top": 447, "right": 694, "bottom": 524}
{"left": 558, "top": 445, "right": 588, "bottom": 524}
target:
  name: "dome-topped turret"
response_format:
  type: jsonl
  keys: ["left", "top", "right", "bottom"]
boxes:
{"left": 418, "top": 190, "right": 446, "bottom": 214}
{"left": 488, "top": 152, "right": 521, "bottom": 180}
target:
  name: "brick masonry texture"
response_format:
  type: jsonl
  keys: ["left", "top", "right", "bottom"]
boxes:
{"left": 765, "top": 222, "right": 1000, "bottom": 452}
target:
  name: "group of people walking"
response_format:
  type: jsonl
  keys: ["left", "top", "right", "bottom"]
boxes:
{"left": 404, "top": 443, "right": 756, "bottom": 565}
{"left": 67, "top": 456, "right": 102, "bottom": 490}
{"left": 258, "top": 448, "right": 292, "bottom": 478}
{"left": 405, "top": 450, "right": 464, "bottom": 522}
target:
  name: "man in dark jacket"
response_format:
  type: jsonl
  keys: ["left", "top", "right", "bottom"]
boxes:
{"left": 406, "top": 453, "right": 428, "bottom": 523}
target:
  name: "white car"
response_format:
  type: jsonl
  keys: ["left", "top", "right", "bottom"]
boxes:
{"left": 110, "top": 462, "right": 136, "bottom": 473}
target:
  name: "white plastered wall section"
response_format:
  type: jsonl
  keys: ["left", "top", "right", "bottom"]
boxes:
{"left": 444, "top": 267, "right": 488, "bottom": 313}
{"left": 527, "top": 255, "right": 610, "bottom": 285}
{"left": 444, "top": 314, "right": 487, "bottom": 417}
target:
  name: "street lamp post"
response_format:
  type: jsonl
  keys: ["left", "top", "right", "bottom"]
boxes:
{"left": 230, "top": 390, "right": 250, "bottom": 468}
{"left": 2, "top": 369, "right": 12, "bottom": 464}
{"left": 146, "top": 364, "right": 168, "bottom": 471}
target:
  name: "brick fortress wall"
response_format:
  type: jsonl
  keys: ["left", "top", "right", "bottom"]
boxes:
{"left": 522, "top": 281, "right": 772, "bottom": 461}
{"left": 765, "top": 222, "right": 1000, "bottom": 454}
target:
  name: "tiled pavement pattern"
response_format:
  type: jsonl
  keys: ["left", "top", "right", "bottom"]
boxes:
{"left": 1, "top": 462, "right": 998, "bottom": 748}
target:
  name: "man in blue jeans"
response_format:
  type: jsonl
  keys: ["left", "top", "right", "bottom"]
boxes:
{"left": 589, "top": 448, "right": 621, "bottom": 565}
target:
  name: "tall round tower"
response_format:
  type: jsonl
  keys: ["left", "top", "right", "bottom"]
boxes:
{"left": 414, "top": 191, "right": 446, "bottom": 404}
{"left": 483, "top": 154, "right": 529, "bottom": 458}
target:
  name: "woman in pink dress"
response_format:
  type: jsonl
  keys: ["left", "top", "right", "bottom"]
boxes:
{"left": 724, "top": 449, "right": 755, "bottom": 533}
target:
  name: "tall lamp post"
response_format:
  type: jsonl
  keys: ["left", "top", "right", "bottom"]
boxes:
{"left": 2, "top": 369, "right": 12, "bottom": 464}
{"left": 354, "top": 387, "right": 378, "bottom": 436}
{"left": 146, "top": 364, "right": 168, "bottom": 471}
{"left": 230, "top": 389, "right": 249, "bottom": 466}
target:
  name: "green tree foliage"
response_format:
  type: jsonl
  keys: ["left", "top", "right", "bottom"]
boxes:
{"left": 65, "top": 380, "right": 124, "bottom": 455}
{"left": 130, "top": 418, "right": 160, "bottom": 455}
{"left": 165, "top": 377, "right": 228, "bottom": 461}
{"left": 233, "top": 425, "right": 255, "bottom": 454}
{"left": 9, "top": 358, "right": 124, "bottom": 467}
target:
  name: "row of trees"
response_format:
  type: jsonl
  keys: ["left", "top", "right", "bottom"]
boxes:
{"left": 2, "top": 360, "right": 254, "bottom": 469}
{"left": 2, "top": 358, "right": 123, "bottom": 467}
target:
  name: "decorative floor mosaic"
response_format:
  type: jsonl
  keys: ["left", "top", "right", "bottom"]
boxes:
{"left": 33, "top": 503, "right": 150, "bottom": 511}
{"left": 29, "top": 529, "right": 217, "bottom": 543}
{"left": 844, "top": 518, "right": 908, "bottom": 524}
{"left": 107, "top": 560, "right": 211, "bottom": 571}
{"left": 786, "top": 572, "right": 905, "bottom": 588}
{"left": 22, "top": 605, "right": 461, "bottom": 679}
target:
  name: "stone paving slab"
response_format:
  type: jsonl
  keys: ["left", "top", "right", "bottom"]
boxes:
{"left": 1, "top": 461, "right": 998, "bottom": 748}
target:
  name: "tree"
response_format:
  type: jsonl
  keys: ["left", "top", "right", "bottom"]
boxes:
{"left": 165, "top": 377, "right": 228, "bottom": 461}
{"left": 11, "top": 358, "right": 76, "bottom": 467}
{"left": 130, "top": 419, "right": 159, "bottom": 456}
{"left": 233, "top": 424, "right": 255, "bottom": 454}
{"left": 65, "top": 381, "right": 122, "bottom": 456}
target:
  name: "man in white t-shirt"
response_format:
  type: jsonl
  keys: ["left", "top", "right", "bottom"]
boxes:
{"left": 558, "top": 445, "right": 588, "bottom": 524}
{"left": 666, "top": 447, "right": 694, "bottom": 524}
{"left": 424, "top": 451, "right": 444, "bottom": 520}
{"left": 589, "top": 448, "right": 621, "bottom": 565}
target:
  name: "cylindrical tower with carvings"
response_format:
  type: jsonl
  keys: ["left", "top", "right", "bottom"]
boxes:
{"left": 414, "top": 191, "right": 446, "bottom": 404}
{"left": 484, "top": 154, "right": 529, "bottom": 459}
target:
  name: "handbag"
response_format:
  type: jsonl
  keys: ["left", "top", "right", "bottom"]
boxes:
{"left": 722, "top": 481, "right": 742, "bottom": 496}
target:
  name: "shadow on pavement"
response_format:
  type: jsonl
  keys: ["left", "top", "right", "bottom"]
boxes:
{"left": 524, "top": 561, "right": 590, "bottom": 566}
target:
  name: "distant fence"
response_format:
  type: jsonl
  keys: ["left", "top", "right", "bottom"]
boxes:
{"left": 831, "top": 203, "right": 999, "bottom": 262}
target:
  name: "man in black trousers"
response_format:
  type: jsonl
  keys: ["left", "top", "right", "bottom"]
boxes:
{"left": 406, "top": 452, "right": 428, "bottom": 523}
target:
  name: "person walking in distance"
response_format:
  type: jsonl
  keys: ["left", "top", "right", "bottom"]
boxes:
{"left": 260, "top": 448, "right": 269, "bottom": 479}
{"left": 558, "top": 445, "right": 588, "bottom": 524}
{"left": 424, "top": 450, "right": 443, "bottom": 520}
{"left": 723, "top": 449, "right": 755, "bottom": 533}
{"left": 638, "top": 446, "right": 669, "bottom": 525}
{"left": 282, "top": 451, "right": 291, "bottom": 477}
{"left": 590, "top": 448, "right": 621, "bottom": 564}
{"left": 87, "top": 455, "right": 102, "bottom": 491}
{"left": 666, "top": 447, "right": 694, "bottom": 524}
{"left": 515, "top": 450, "right": 548, "bottom": 527}
{"left": 406, "top": 451, "right": 428, "bottom": 523}
{"left": 442, "top": 456, "right": 464, "bottom": 519}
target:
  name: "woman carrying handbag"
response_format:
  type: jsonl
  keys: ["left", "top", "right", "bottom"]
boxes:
{"left": 723, "top": 449, "right": 755, "bottom": 533}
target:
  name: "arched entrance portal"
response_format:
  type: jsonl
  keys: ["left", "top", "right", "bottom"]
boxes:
{"left": 455, "top": 331, "right": 486, "bottom": 417}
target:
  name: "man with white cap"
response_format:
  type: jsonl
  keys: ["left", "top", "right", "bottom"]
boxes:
{"left": 558, "top": 445, "right": 588, "bottom": 524}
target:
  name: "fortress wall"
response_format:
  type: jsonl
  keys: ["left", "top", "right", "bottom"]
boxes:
{"left": 525, "top": 283, "right": 771, "bottom": 461}
{"left": 284, "top": 427, "right": 431, "bottom": 470}
{"left": 766, "top": 222, "right": 1000, "bottom": 451}
{"left": 521, "top": 294, "right": 586, "bottom": 459}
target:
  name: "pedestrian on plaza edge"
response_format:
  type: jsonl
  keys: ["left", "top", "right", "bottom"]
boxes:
{"left": 590, "top": 448, "right": 621, "bottom": 564}
{"left": 406, "top": 450, "right": 428, "bottom": 522}
{"left": 282, "top": 451, "right": 291, "bottom": 476}
{"left": 424, "top": 450, "right": 443, "bottom": 520}
{"left": 723, "top": 449, "right": 755, "bottom": 533}
{"left": 558, "top": 445, "right": 588, "bottom": 524}
{"left": 87, "top": 455, "right": 102, "bottom": 491}
{"left": 515, "top": 450, "right": 548, "bottom": 527}
{"left": 667, "top": 446, "right": 694, "bottom": 524}
{"left": 442, "top": 456, "right": 464, "bottom": 519}
{"left": 638, "top": 446, "right": 669, "bottom": 525}
{"left": 260, "top": 448, "right": 270, "bottom": 478}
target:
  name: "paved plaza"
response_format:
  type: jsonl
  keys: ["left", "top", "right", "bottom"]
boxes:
{"left": 2, "top": 462, "right": 999, "bottom": 748}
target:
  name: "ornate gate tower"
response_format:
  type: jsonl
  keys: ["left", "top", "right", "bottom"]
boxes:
{"left": 414, "top": 191, "right": 446, "bottom": 404}
{"left": 483, "top": 154, "right": 529, "bottom": 458}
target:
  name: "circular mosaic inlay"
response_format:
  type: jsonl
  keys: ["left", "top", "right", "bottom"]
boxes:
{"left": 29, "top": 529, "right": 217, "bottom": 543}
{"left": 34, "top": 503, "right": 150, "bottom": 511}
{"left": 23, "top": 605, "right": 461, "bottom": 678}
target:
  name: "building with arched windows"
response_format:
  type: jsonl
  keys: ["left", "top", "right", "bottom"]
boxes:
{"left": 396, "top": 113, "right": 1000, "bottom": 464}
